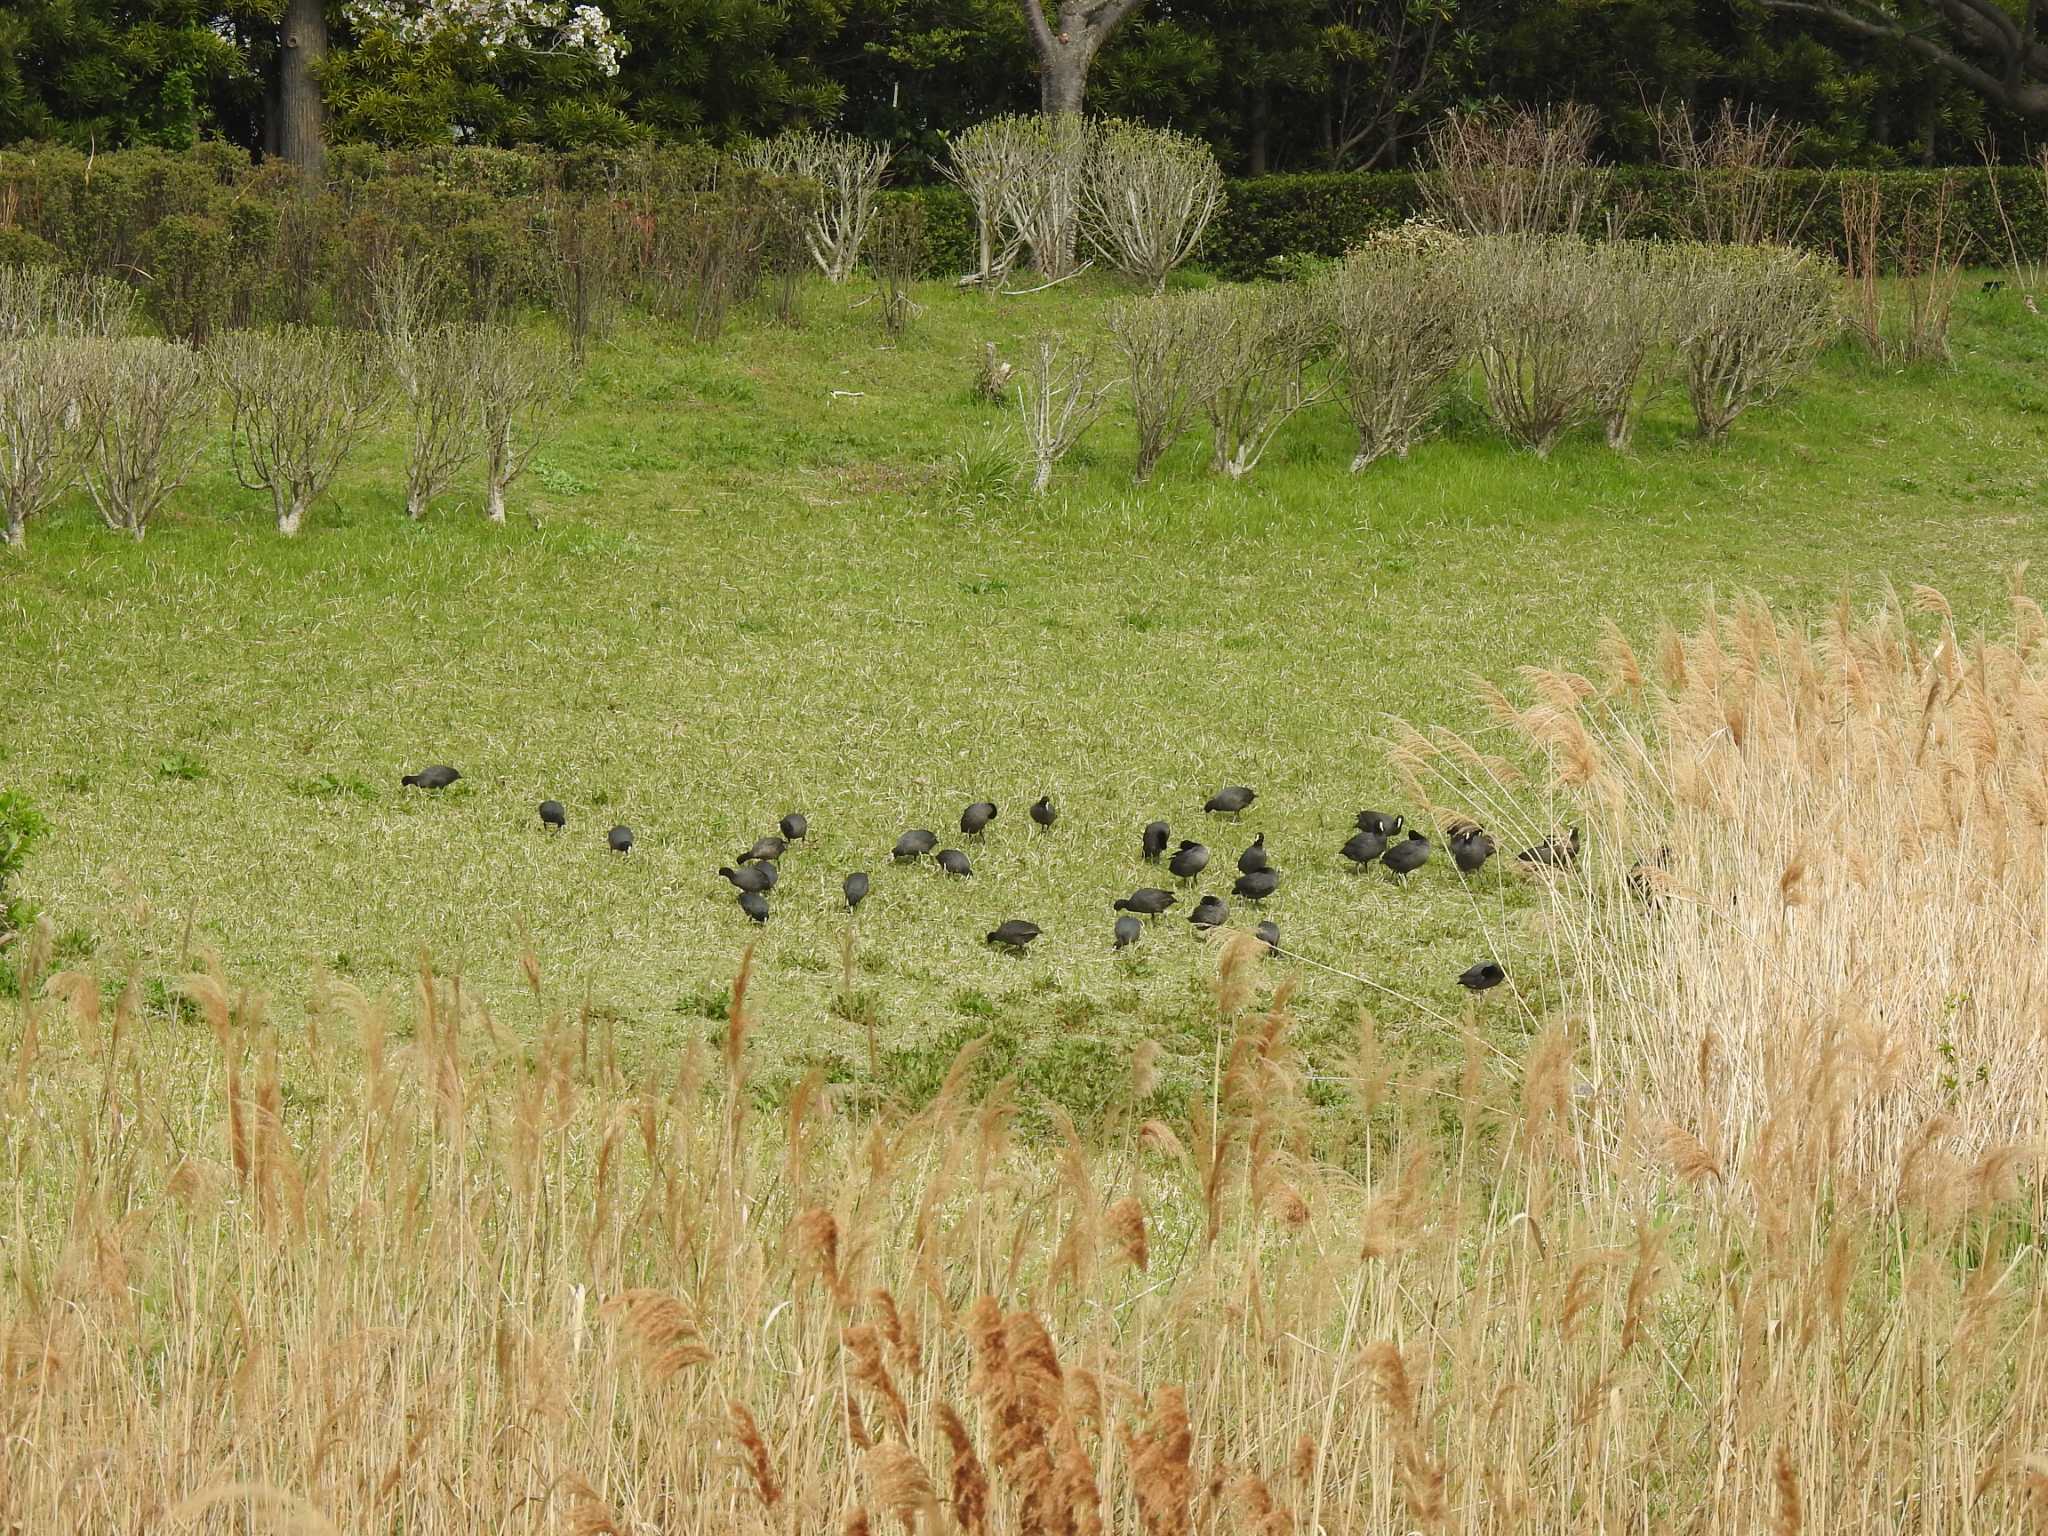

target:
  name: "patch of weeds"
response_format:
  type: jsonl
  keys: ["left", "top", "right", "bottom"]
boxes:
{"left": 530, "top": 459, "right": 594, "bottom": 496}
{"left": 882, "top": 1020, "right": 1022, "bottom": 1107}
{"left": 156, "top": 751, "right": 209, "bottom": 783}
{"left": 54, "top": 772, "right": 92, "bottom": 794}
{"left": 951, "top": 988, "right": 997, "bottom": 1018}
{"left": 960, "top": 576, "right": 1010, "bottom": 597}
{"left": 929, "top": 434, "right": 1022, "bottom": 518}
{"left": 145, "top": 976, "right": 202, "bottom": 1026}
{"left": 53, "top": 926, "right": 93, "bottom": 963}
{"left": 286, "top": 772, "right": 380, "bottom": 803}
{"left": 676, "top": 987, "right": 730, "bottom": 1022}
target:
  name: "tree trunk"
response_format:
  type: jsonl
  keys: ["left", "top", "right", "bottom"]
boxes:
{"left": 4, "top": 512, "right": 23, "bottom": 549}
{"left": 1020, "top": 1, "right": 1145, "bottom": 118}
{"left": 278, "top": 0, "right": 329, "bottom": 182}
{"left": 1247, "top": 88, "right": 1270, "bottom": 176}
{"left": 278, "top": 494, "right": 304, "bottom": 536}
{"left": 1040, "top": 50, "right": 1090, "bottom": 115}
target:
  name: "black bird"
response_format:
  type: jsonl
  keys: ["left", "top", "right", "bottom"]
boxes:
{"left": 741, "top": 835, "right": 787, "bottom": 864}
{"left": 1168, "top": 840, "right": 1210, "bottom": 881}
{"left": 1382, "top": 831, "right": 1430, "bottom": 878}
{"left": 608, "top": 824, "right": 634, "bottom": 854}
{"left": 937, "top": 848, "right": 973, "bottom": 876}
{"left": 1517, "top": 828, "right": 1580, "bottom": 870}
{"left": 1030, "top": 795, "right": 1057, "bottom": 829}
{"left": 739, "top": 889, "right": 770, "bottom": 923}
{"left": 780, "top": 811, "right": 808, "bottom": 843}
{"left": 1188, "top": 894, "right": 1228, "bottom": 931}
{"left": 538, "top": 799, "right": 566, "bottom": 830}
{"left": 844, "top": 871, "right": 870, "bottom": 910}
{"left": 1237, "top": 834, "right": 1270, "bottom": 875}
{"left": 893, "top": 829, "right": 938, "bottom": 861}
{"left": 719, "top": 863, "right": 776, "bottom": 893}
{"left": 1340, "top": 829, "right": 1388, "bottom": 869}
{"left": 1356, "top": 809, "right": 1403, "bottom": 837}
{"left": 1205, "top": 785, "right": 1256, "bottom": 818}
{"left": 961, "top": 801, "right": 998, "bottom": 837}
{"left": 1113, "top": 915, "right": 1142, "bottom": 950}
{"left": 1114, "top": 887, "right": 1176, "bottom": 918}
{"left": 1985, "top": 278, "right": 2006, "bottom": 293}
{"left": 1457, "top": 961, "right": 1506, "bottom": 992}
{"left": 1142, "top": 820, "right": 1171, "bottom": 862}
{"left": 402, "top": 765, "right": 461, "bottom": 790}
{"left": 1627, "top": 845, "right": 1673, "bottom": 905}
{"left": 1232, "top": 868, "right": 1279, "bottom": 903}
{"left": 986, "top": 919, "right": 1040, "bottom": 952}
{"left": 1254, "top": 920, "right": 1280, "bottom": 953}
{"left": 1449, "top": 824, "right": 1496, "bottom": 874}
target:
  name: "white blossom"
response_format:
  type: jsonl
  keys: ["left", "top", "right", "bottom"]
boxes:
{"left": 346, "top": 0, "right": 626, "bottom": 76}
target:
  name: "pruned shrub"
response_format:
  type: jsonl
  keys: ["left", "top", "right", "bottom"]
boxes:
{"left": 76, "top": 338, "right": 212, "bottom": 540}
{"left": 0, "top": 341, "right": 92, "bottom": 548}
{"left": 471, "top": 327, "right": 570, "bottom": 524}
{"left": 1459, "top": 235, "right": 1614, "bottom": 455}
{"left": 1329, "top": 224, "right": 1469, "bottom": 470}
{"left": 1841, "top": 173, "right": 1965, "bottom": 365}
{"left": 1016, "top": 333, "right": 1115, "bottom": 494}
{"left": 540, "top": 186, "right": 632, "bottom": 363}
{"left": 1422, "top": 104, "right": 1606, "bottom": 239}
{"left": 0, "top": 265, "right": 134, "bottom": 341}
{"left": 390, "top": 322, "right": 484, "bottom": 519}
{"left": 139, "top": 213, "right": 234, "bottom": 345}
{"left": 745, "top": 131, "right": 891, "bottom": 283}
{"left": 1201, "top": 282, "right": 1334, "bottom": 479}
{"left": 1585, "top": 242, "right": 1683, "bottom": 452}
{"left": 211, "top": 327, "right": 386, "bottom": 536}
{"left": 867, "top": 199, "right": 926, "bottom": 338}
{"left": 1009, "top": 115, "right": 1091, "bottom": 280}
{"left": 1656, "top": 101, "right": 1811, "bottom": 247}
{"left": 1082, "top": 120, "right": 1224, "bottom": 293}
{"left": 941, "top": 116, "right": 1034, "bottom": 285}
{"left": 1107, "top": 290, "right": 1237, "bottom": 484}
{"left": 1673, "top": 244, "right": 1836, "bottom": 441}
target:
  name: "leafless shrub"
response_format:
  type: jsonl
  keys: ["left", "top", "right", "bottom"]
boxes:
{"left": 1655, "top": 101, "right": 1811, "bottom": 247}
{"left": 541, "top": 188, "right": 633, "bottom": 365}
{"left": 0, "top": 265, "right": 134, "bottom": 341}
{"left": 210, "top": 327, "right": 385, "bottom": 536}
{"left": 762, "top": 185, "right": 811, "bottom": 328}
{"left": 867, "top": 200, "right": 926, "bottom": 339}
{"left": 1841, "top": 174, "right": 1965, "bottom": 365}
{"left": 942, "top": 116, "right": 1034, "bottom": 285}
{"left": 391, "top": 322, "right": 484, "bottom": 520}
{"left": 1082, "top": 120, "right": 1224, "bottom": 292}
{"left": 76, "top": 338, "right": 212, "bottom": 540}
{"left": 1107, "top": 290, "right": 1237, "bottom": 483}
{"left": 1671, "top": 244, "right": 1835, "bottom": 441}
{"left": 1421, "top": 103, "right": 1606, "bottom": 238}
{"left": 1329, "top": 224, "right": 1470, "bottom": 470}
{"left": 1009, "top": 115, "right": 1091, "bottom": 280}
{"left": 0, "top": 341, "right": 92, "bottom": 548}
{"left": 972, "top": 342, "right": 1013, "bottom": 404}
{"left": 669, "top": 193, "right": 773, "bottom": 344}
{"left": 1459, "top": 235, "right": 1615, "bottom": 455}
{"left": 1202, "top": 282, "right": 1334, "bottom": 479}
{"left": 745, "top": 131, "right": 892, "bottom": 283}
{"left": 1586, "top": 243, "right": 1684, "bottom": 452}
{"left": 368, "top": 248, "right": 452, "bottom": 357}
{"left": 471, "top": 327, "right": 570, "bottom": 524}
{"left": 1016, "top": 333, "right": 1116, "bottom": 494}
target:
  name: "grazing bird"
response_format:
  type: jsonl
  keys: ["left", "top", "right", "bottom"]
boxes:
{"left": 1237, "top": 834, "right": 1270, "bottom": 875}
{"left": 401, "top": 765, "right": 461, "bottom": 790}
{"left": 844, "top": 871, "right": 870, "bottom": 910}
{"left": 538, "top": 799, "right": 566, "bottom": 830}
{"left": 1114, "top": 887, "right": 1176, "bottom": 918}
{"left": 608, "top": 825, "right": 634, "bottom": 854}
{"left": 780, "top": 811, "right": 808, "bottom": 843}
{"left": 1458, "top": 961, "right": 1506, "bottom": 992}
{"left": 1205, "top": 785, "right": 1256, "bottom": 818}
{"left": 1448, "top": 823, "right": 1496, "bottom": 874}
{"left": 1188, "top": 894, "right": 1228, "bottom": 931}
{"left": 1382, "top": 831, "right": 1430, "bottom": 878}
{"left": 1356, "top": 809, "right": 1403, "bottom": 837}
{"left": 1113, "top": 915, "right": 1141, "bottom": 950}
{"left": 1232, "top": 868, "right": 1279, "bottom": 903}
{"left": 986, "top": 919, "right": 1040, "bottom": 952}
{"left": 719, "top": 863, "right": 775, "bottom": 894}
{"left": 740, "top": 835, "right": 787, "bottom": 864}
{"left": 937, "top": 848, "right": 973, "bottom": 876}
{"left": 1142, "top": 820, "right": 1171, "bottom": 862}
{"left": 1168, "top": 840, "right": 1210, "bottom": 881}
{"left": 1030, "top": 795, "right": 1057, "bottom": 829}
{"left": 1254, "top": 920, "right": 1280, "bottom": 953}
{"left": 1340, "top": 829, "right": 1388, "bottom": 868}
{"left": 893, "top": 828, "right": 938, "bottom": 861}
{"left": 1517, "top": 828, "right": 1580, "bottom": 870}
{"left": 739, "top": 889, "right": 770, "bottom": 923}
{"left": 961, "top": 801, "right": 998, "bottom": 837}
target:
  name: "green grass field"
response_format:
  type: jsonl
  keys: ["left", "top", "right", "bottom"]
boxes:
{"left": 5, "top": 272, "right": 2046, "bottom": 1114}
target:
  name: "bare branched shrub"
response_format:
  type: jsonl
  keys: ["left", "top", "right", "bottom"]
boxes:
{"left": 1421, "top": 104, "right": 1606, "bottom": 238}
{"left": 1329, "top": 225, "right": 1470, "bottom": 470}
{"left": 1009, "top": 115, "right": 1091, "bottom": 280}
{"left": 1585, "top": 242, "right": 1683, "bottom": 452}
{"left": 1841, "top": 174, "right": 1965, "bottom": 365}
{"left": 76, "top": 338, "right": 211, "bottom": 540}
{"left": 541, "top": 188, "right": 632, "bottom": 364}
{"left": 0, "top": 340, "right": 92, "bottom": 548}
{"left": 746, "top": 131, "right": 892, "bottom": 283}
{"left": 470, "top": 327, "right": 570, "bottom": 524}
{"left": 1655, "top": 101, "right": 1811, "bottom": 247}
{"left": 1082, "top": 121, "right": 1224, "bottom": 293}
{"left": 390, "top": 322, "right": 484, "bottom": 520}
{"left": 210, "top": 328, "right": 385, "bottom": 536}
{"left": 762, "top": 185, "right": 811, "bottom": 328}
{"left": 665, "top": 192, "right": 773, "bottom": 344}
{"left": 1108, "top": 290, "right": 1237, "bottom": 484}
{"left": 0, "top": 265, "right": 134, "bottom": 341}
{"left": 1458, "top": 235, "right": 1612, "bottom": 455}
{"left": 1016, "top": 333, "right": 1116, "bottom": 494}
{"left": 942, "top": 117, "right": 1034, "bottom": 285}
{"left": 867, "top": 200, "right": 926, "bottom": 339}
{"left": 1672, "top": 244, "right": 1835, "bottom": 441}
{"left": 367, "top": 248, "right": 452, "bottom": 357}
{"left": 1202, "top": 283, "right": 1334, "bottom": 479}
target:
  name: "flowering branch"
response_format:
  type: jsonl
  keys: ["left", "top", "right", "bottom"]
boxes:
{"left": 345, "top": 0, "right": 626, "bottom": 75}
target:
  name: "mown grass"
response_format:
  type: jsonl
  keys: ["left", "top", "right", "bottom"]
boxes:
{"left": 3, "top": 270, "right": 2046, "bottom": 1112}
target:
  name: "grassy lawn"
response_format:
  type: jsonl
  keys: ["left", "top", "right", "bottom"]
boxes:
{"left": 4, "top": 270, "right": 2046, "bottom": 1115}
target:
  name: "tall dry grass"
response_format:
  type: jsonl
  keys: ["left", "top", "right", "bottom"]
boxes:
{"left": 6, "top": 588, "right": 2048, "bottom": 1532}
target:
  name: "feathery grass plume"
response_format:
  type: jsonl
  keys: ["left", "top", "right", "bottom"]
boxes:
{"left": 843, "top": 1324, "right": 909, "bottom": 1435}
{"left": 1129, "top": 1039, "right": 1165, "bottom": 1103}
{"left": 937, "top": 1403, "right": 991, "bottom": 1535}
{"left": 868, "top": 1287, "right": 919, "bottom": 1379}
{"left": 863, "top": 1441, "right": 940, "bottom": 1532}
{"left": 1230, "top": 1472, "right": 1295, "bottom": 1534}
{"left": 843, "top": 1508, "right": 874, "bottom": 1536}
{"left": 727, "top": 1399, "right": 783, "bottom": 1510}
{"left": 1360, "top": 1146, "right": 1431, "bottom": 1261}
{"left": 1122, "top": 1385, "right": 1193, "bottom": 1536}
{"left": 1105, "top": 1196, "right": 1149, "bottom": 1271}
{"left": 794, "top": 1206, "right": 853, "bottom": 1310}
{"left": 601, "top": 1290, "right": 711, "bottom": 1382}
